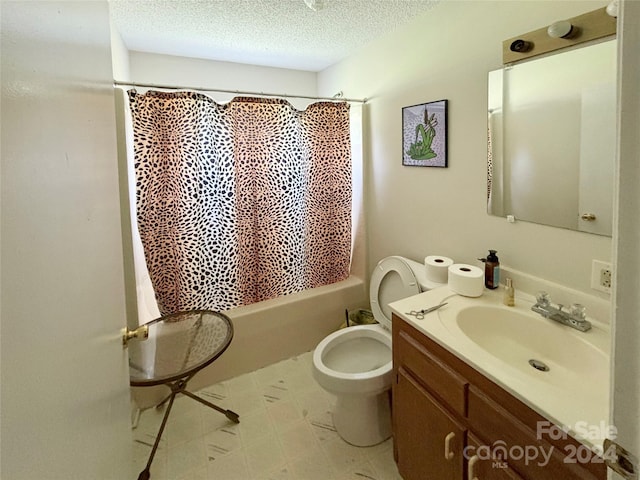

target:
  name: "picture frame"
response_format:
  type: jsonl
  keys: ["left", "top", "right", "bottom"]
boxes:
{"left": 402, "top": 99, "right": 448, "bottom": 167}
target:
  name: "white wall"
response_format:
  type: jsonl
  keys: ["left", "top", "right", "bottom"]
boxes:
{"left": 129, "top": 51, "right": 318, "bottom": 109}
{"left": 110, "top": 15, "right": 131, "bottom": 82}
{"left": 318, "top": 0, "right": 612, "bottom": 297}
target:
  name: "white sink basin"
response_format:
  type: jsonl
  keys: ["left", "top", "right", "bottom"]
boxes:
{"left": 390, "top": 286, "right": 611, "bottom": 448}
{"left": 438, "top": 301, "right": 609, "bottom": 400}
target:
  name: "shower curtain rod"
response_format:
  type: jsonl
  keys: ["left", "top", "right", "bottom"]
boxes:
{"left": 113, "top": 80, "right": 367, "bottom": 104}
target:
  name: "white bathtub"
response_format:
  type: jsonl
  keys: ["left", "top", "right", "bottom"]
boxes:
{"left": 131, "top": 275, "right": 367, "bottom": 407}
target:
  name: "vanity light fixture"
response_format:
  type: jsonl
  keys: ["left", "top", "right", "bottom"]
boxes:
{"left": 547, "top": 20, "right": 574, "bottom": 39}
{"left": 503, "top": 6, "right": 616, "bottom": 64}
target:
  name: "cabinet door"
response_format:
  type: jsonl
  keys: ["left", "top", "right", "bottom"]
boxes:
{"left": 394, "top": 367, "right": 466, "bottom": 480}
{"left": 466, "top": 433, "right": 525, "bottom": 480}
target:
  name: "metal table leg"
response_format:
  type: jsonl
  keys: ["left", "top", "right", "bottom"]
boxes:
{"left": 137, "top": 390, "right": 177, "bottom": 480}
{"left": 181, "top": 389, "right": 240, "bottom": 423}
{"left": 136, "top": 376, "right": 240, "bottom": 479}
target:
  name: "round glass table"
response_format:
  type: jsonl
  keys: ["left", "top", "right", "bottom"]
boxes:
{"left": 129, "top": 310, "right": 239, "bottom": 480}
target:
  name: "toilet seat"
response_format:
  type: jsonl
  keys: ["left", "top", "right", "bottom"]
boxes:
{"left": 369, "top": 256, "right": 421, "bottom": 329}
{"left": 312, "top": 324, "right": 392, "bottom": 395}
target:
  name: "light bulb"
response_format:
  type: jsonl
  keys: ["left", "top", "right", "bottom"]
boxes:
{"left": 547, "top": 20, "right": 574, "bottom": 39}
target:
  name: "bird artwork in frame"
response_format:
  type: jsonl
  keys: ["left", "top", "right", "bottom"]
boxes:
{"left": 402, "top": 99, "right": 448, "bottom": 167}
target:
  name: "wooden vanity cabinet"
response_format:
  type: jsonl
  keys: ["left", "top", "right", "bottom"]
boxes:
{"left": 391, "top": 314, "right": 606, "bottom": 480}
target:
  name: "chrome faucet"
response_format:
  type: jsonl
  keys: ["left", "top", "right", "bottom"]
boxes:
{"left": 531, "top": 291, "right": 592, "bottom": 332}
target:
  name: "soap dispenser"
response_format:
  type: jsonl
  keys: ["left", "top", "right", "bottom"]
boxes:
{"left": 481, "top": 249, "right": 500, "bottom": 289}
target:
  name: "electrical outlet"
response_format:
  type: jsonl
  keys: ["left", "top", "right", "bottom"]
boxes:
{"left": 591, "top": 260, "right": 613, "bottom": 293}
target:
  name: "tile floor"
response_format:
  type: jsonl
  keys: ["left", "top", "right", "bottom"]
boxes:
{"left": 132, "top": 351, "right": 403, "bottom": 480}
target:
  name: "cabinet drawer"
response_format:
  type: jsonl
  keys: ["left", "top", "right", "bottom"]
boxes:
{"left": 396, "top": 328, "right": 467, "bottom": 416}
{"left": 468, "top": 386, "right": 606, "bottom": 480}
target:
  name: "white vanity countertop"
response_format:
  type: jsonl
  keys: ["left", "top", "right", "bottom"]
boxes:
{"left": 389, "top": 286, "right": 612, "bottom": 452}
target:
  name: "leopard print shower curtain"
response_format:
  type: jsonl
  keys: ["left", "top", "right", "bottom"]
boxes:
{"left": 128, "top": 91, "right": 352, "bottom": 315}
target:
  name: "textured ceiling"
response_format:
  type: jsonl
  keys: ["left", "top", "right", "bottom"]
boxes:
{"left": 109, "top": 0, "right": 441, "bottom": 72}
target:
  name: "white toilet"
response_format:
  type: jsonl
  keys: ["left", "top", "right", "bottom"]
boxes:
{"left": 312, "top": 255, "right": 442, "bottom": 446}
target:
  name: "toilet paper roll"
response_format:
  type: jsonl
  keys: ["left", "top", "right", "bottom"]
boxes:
{"left": 448, "top": 264, "right": 484, "bottom": 297}
{"left": 424, "top": 256, "right": 454, "bottom": 284}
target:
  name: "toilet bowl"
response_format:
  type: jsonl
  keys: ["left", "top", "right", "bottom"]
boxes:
{"left": 312, "top": 255, "right": 443, "bottom": 446}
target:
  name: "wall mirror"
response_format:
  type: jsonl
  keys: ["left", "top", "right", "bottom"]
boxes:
{"left": 487, "top": 38, "right": 616, "bottom": 236}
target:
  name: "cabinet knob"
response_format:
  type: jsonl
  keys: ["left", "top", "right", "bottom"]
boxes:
{"left": 444, "top": 432, "right": 456, "bottom": 460}
{"left": 581, "top": 213, "right": 597, "bottom": 221}
{"left": 468, "top": 454, "right": 480, "bottom": 480}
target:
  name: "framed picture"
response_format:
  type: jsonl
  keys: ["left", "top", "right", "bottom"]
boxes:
{"left": 402, "top": 99, "right": 448, "bottom": 167}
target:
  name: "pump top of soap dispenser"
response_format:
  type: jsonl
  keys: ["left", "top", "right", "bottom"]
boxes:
{"left": 478, "top": 250, "right": 499, "bottom": 264}
{"left": 479, "top": 249, "right": 500, "bottom": 290}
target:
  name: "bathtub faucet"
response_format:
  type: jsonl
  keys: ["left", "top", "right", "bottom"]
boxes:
{"left": 531, "top": 291, "right": 592, "bottom": 332}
